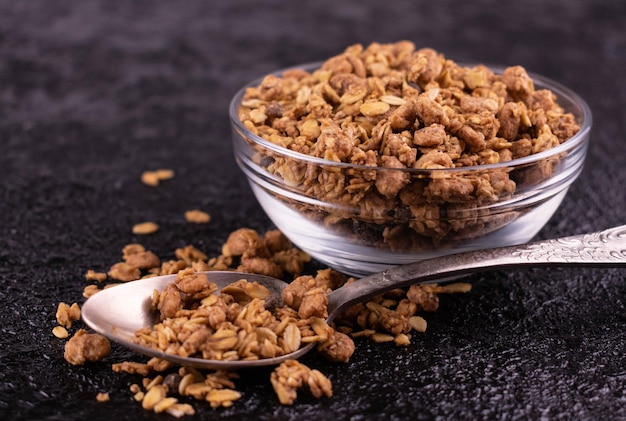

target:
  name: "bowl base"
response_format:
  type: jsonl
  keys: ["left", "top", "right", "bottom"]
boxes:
{"left": 250, "top": 182, "right": 569, "bottom": 277}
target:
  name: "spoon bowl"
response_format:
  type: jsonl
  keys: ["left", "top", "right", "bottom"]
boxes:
{"left": 80, "top": 271, "right": 311, "bottom": 369}
{"left": 81, "top": 224, "right": 626, "bottom": 369}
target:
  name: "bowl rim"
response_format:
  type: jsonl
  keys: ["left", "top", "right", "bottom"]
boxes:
{"left": 229, "top": 61, "right": 592, "bottom": 173}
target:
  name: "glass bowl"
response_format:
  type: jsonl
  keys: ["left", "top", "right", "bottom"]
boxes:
{"left": 230, "top": 63, "right": 592, "bottom": 277}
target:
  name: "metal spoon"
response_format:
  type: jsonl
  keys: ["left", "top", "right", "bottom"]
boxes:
{"left": 81, "top": 224, "right": 626, "bottom": 369}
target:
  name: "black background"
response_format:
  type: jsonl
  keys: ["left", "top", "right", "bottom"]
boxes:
{"left": 1, "top": 1, "right": 625, "bottom": 420}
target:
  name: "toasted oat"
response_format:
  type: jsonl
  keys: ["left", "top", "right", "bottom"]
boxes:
{"left": 206, "top": 388, "right": 242, "bottom": 408}
{"left": 142, "top": 384, "right": 167, "bottom": 410}
{"left": 122, "top": 243, "right": 145, "bottom": 258}
{"left": 184, "top": 209, "right": 211, "bottom": 224}
{"left": 141, "top": 171, "right": 160, "bottom": 186}
{"left": 132, "top": 222, "right": 159, "bottom": 235}
{"left": 360, "top": 101, "right": 391, "bottom": 116}
{"left": 281, "top": 323, "right": 302, "bottom": 354}
{"left": 52, "top": 325, "right": 69, "bottom": 339}
{"left": 144, "top": 374, "right": 164, "bottom": 390}
{"left": 380, "top": 95, "right": 407, "bottom": 106}
{"left": 409, "top": 315, "right": 427, "bottom": 332}
{"left": 141, "top": 169, "right": 175, "bottom": 186}
{"left": 96, "top": 392, "right": 110, "bottom": 402}
{"left": 147, "top": 357, "right": 173, "bottom": 372}
{"left": 154, "top": 397, "right": 179, "bottom": 413}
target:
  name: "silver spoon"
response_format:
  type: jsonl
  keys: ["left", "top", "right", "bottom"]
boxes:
{"left": 81, "top": 224, "right": 626, "bottom": 369}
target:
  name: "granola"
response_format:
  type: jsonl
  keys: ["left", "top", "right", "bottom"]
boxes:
{"left": 64, "top": 329, "right": 111, "bottom": 366}
{"left": 56, "top": 302, "right": 81, "bottom": 328}
{"left": 270, "top": 360, "right": 332, "bottom": 405}
{"left": 141, "top": 169, "right": 175, "bottom": 186}
{"left": 133, "top": 270, "right": 343, "bottom": 363}
{"left": 237, "top": 41, "right": 581, "bottom": 251}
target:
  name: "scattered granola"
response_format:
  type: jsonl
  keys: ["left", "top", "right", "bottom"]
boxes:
{"left": 237, "top": 41, "right": 581, "bottom": 251}
{"left": 61, "top": 220, "right": 469, "bottom": 415}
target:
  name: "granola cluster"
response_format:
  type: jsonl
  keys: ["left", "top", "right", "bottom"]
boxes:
{"left": 237, "top": 41, "right": 581, "bottom": 249}
{"left": 270, "top": 360, "right": 332, "bottom": 405}
{"left": 63, "top": 329, "right": 111, "bottom": 365}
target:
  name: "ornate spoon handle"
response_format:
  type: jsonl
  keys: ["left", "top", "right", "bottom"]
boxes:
{"left": 327, "top": 225, "right": 626, "bottom": 320}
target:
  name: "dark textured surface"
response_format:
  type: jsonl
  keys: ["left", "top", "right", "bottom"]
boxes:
{"left": 1, "top": 0, "right": 625, "bottom": 420}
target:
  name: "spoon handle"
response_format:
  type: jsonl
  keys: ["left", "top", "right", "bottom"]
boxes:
{"left": 327, "top": 224, "right": 626, "bottom": 319}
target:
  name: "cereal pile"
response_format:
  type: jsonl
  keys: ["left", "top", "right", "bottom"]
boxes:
{"left": 135, "top": 269, "right": 348, "bottom": 363}
{"left": 237, "top": 41, "right": 581, "bottom": 249}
